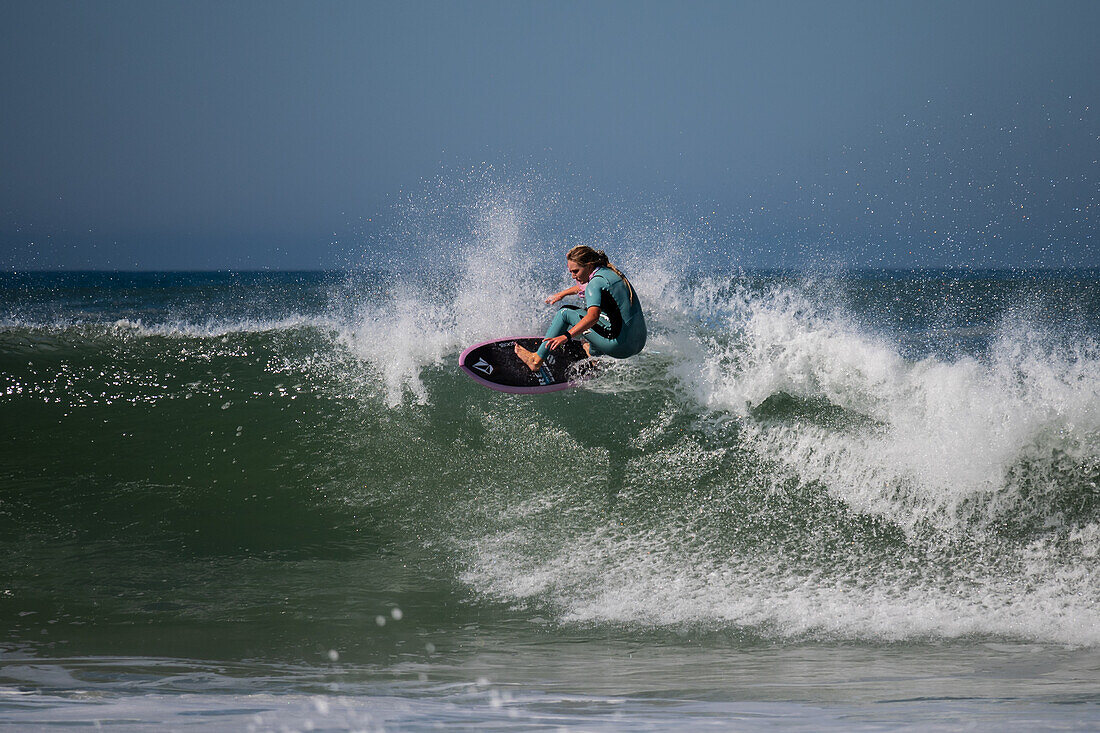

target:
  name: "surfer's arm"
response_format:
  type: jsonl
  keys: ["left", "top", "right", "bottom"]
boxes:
{"left": 545, "top": 284, "right": 583, "bottom": 305}
{"left": 543, "top": 306, "right": 601, "bottom": 350}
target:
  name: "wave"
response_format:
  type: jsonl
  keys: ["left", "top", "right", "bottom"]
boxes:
{"left": 0, "top": 314, "right": 340, "bottom": 340}
{"left": 3, "top": 209, "right": 1099, "bottom": 646}
{"left": 323, "top": 207, "right": 1098, "bottom": 645}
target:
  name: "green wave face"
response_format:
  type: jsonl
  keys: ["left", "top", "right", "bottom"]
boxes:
{"left": 2, "top": 270, "right": 1100, "bottom": 662}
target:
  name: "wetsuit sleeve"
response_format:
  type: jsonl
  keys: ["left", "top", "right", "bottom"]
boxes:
{"left": 584, "top": 278, "right": 604, "bottom": 310}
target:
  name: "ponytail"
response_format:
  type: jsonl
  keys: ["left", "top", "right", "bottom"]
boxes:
{"left": 566, "top": 245, "right": 636, "bottom": 304}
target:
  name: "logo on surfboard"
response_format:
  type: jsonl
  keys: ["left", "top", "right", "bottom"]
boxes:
{"left": 472, "top": 358, "right": 494, "bottom": 375}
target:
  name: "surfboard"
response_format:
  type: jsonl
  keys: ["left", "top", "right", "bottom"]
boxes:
{"left": 459, "top": 336, "right": 597, "bottom": 394}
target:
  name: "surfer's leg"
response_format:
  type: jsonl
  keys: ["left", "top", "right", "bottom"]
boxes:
{"left": 582, "top": 333, "right": 644, "bottom": 359}
{"left": 582, "top": 322, "right": 645, "bottom": 360}
{"left": 580, "top": 331, "right": 614, "bottom": 357}
{"left": 534, "top": 306, "right": 584, "bottom": 359}
{"left": 517, "top": 306, "right": 585, "bottom": 371}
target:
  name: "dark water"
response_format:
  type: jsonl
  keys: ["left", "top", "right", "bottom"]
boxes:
{"left": 1, "top": 264, "right": 1098, "bottom": 730}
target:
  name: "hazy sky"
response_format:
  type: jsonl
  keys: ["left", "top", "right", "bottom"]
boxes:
{"left": 2, "top": 0, "right": 1098, "bottom": 270}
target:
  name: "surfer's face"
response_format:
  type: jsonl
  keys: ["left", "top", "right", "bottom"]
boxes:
{"left": 567, "top": 259, "right": 596, "bottom": 284}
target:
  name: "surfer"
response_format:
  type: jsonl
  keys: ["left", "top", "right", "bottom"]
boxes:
{"left": 515, "top": 245, "right": 646, "bottom": 371}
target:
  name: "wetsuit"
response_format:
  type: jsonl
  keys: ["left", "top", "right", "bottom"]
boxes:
{"left": 536, "top": 267, "right": 647, "bottom": 359}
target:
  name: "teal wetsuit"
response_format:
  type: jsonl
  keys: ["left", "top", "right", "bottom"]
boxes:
{"left": 536, "top": 267, "right": 647, "bottom": 359}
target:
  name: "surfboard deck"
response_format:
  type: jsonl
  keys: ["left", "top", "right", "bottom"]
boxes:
{"left": 459, "top": 336, "right": 597, "bottom": 394}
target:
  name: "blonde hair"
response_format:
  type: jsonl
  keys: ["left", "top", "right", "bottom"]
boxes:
{"left": 567, "top": 245, "right": 635, "bottom": 303}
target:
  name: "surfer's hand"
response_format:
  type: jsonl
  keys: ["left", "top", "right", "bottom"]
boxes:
{"left": 545, "top": 293, "right": 562, "bottom": 304}
{"left": 542, "top": 334, "right": 568, "bottom": 350}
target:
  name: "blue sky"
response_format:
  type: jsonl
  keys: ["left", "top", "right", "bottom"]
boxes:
{"left": 2, "top": 0, "right": 1098, "bottom": 270}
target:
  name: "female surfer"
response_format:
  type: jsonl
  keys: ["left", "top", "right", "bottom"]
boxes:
{"left": 515, "top": 246, "right": 646, "bottom": 370}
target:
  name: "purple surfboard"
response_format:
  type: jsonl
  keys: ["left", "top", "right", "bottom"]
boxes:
{"left": 459, "top": 336, "right": 597, "bottom": 394}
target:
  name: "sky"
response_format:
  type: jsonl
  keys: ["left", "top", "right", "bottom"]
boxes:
{"left": 1, "top": 0, "right": 1098, "bottom": 270}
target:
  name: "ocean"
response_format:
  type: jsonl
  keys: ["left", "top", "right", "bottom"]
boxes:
{"left": 2, "top": 249, "right": 1099, "bottom": 728}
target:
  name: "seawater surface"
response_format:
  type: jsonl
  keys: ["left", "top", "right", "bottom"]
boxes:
{"left": 1, "top": 258, "right": 1098, "bottom": 729}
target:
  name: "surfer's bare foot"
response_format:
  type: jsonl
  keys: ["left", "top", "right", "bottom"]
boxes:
{"left": 514, "top": 344, "right": 543, "bottom": 371}
{"left": 582, "top": 342, "right": 592, "bottom": 357}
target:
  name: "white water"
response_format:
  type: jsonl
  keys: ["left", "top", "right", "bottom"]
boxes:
{"left": 369, "top": 222, "right": 1100, "bottom": 645}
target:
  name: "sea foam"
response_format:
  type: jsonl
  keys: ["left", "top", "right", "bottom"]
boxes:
{"left": 456, "top": 270, "right": 1100, "bottom": 645}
